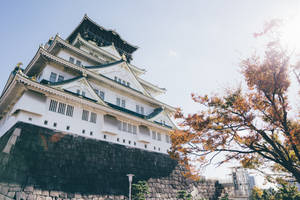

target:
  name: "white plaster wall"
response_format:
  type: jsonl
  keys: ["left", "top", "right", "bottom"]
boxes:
{"left": 96, "top": 64, "right": 141, "bottom": 91}
{"left": 12, "top": 91, "right": 47, "bottom": 115}
{"left": 90, "top": 82, "right": 154, "bottom": 115}
{"left": 151, "top": 113, "right": 174, "bottom": 128}
{"left": 56, "top": 50, "right": 94, "bottom": 67}
{"left": 0, "top": 93, "right": 171, "bottom": 153}
{"left": 38, "top": 64, "right": 75, "bottom": 82}
{"left": 63, "top": 83, "right": 96, "bottom": 101}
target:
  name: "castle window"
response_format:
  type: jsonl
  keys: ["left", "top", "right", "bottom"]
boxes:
{"left": 28, "top": 117, "right": 32, "bottom": 121}
{"left": 116, "top": 98, "right": 121, "bottom": 106}
{"left": 144, "top": 144, "right": 147, "bottom": 149}
{"left": 57, "top": 103, "right": 66, "bottom": 114}
{"left": 122, "top": 80, "right": 126, "bottom": 85}
{"left": 82, "top": 110, "right": 89, "bottom": 121}
{"left": 152, "top": 131, "right": 157, "bottom": 140}
{"left": 99, "top": 91, "right": 105, "bottom": 100}
{"left": 94, "top": 89, "right": 99, "bottom": 95}
{"left": 76, "top": 89, "right": 80, "bottom": 95}
{"left": 165, "top": 134, "right": 170, "bottom": 143}
{"left": 157, "top": 132, "right": 162, "bottom": 141}
{"left": 121, "top": 99, "right": 126, "bottom": 108}
{"left": 123, "top": 139, "right": 126, "bottom": 143}
{"left": 66, "top": 126, "right": 70, "bottom": 130}
{"left": 57, "top": 75, "right": 64, "bottom": 82}
{"left": 82, "top": 91, "right": 86, "bottom": 97}
{"left": 122, "top": 122, "right": 128, "bottom": 132}
{"left": 132, "top": 125, "right": 137, "bottom": 134}
{"left": 118, "top": 120, "right": 122, "bottom": 130}
{"left": 66, "top": 105, "right": 74, "bottom": 117}
{"left": 114, "top": 76, "right": 118, "bottom": 81}
{"left": 49, "top": 100, "right": 58, "bottom": 112}
{"left": 90, "top": 112, "right": 97, "bottom": 123}
{"left": 128, "top": 124, "right": 132, "bottom": 133}
{"left": 44, "top": 120, "right": 48, "bottom": 125}
{"left": 134, "top": 142, "right": 136, "bottom": 146}
{"left": 104, "top": 135, "right": 107, "bottom": 139}
{"left": 127, "top": 82, "right": 130, "bottom": 87}
{"left": 53, "top": 122, "right": 57, "bottom": 127}
{"left": 136, "top": 105, "right": 139, "bottom": 113}
{"left": 69, "top": 57, "right": 75, "bottom": 63}
{"left": 139, "top": 125, "right": 150, "bottom": 136}
{"left": 128, "top": 140, "right": 131, "bottom": 144}
{"left": 140, "top": 107, "right": 144, "bottom": 115}
{"left": 90, "top": 131, "right": 93, "bottom": 136}
{"left": 49, "top": 72, "right": 57, "bottom": 83}
{"left": 76, "top": 60, "right": 82, "bottom": 66}
{"left": 82, "top": 129, "right": 85, "bottom": 134}
{"left": 118, "top": 78, "right": 121, "bottom": 83}
{"left": 117, "top": 138, "right": 120, "bottom": 142}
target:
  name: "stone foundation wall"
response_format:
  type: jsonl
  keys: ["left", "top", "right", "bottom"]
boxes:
{"left": 0, "top": 122, "right": 222, "bottom": 200}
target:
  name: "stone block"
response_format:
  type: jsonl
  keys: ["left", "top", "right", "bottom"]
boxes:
{"left": 27, "top": 194, "right": 35, "bottom": 200}
{"left": 9, "top": 186, "right": 21, "bottom": 192}
{"left": 50, "top": 191, "right": 59, "bottom": 197}
{"left": 33, "top": 189, "right": 42, "bottom": 195}
{"left": 59, "top": 192, "right": 67, "bottom": 198}
{"left": 6, "top": 192, "right": 15, "bottom": 198}
{"left": 24, "top": 186, "right": 34, "bottom": 193}
{"left": 41, "top": 191, "right": 49, "bottom": 196}
{"left": 74, "top": 193, "right": 81, "bottom": 198}
{"left": 0, "top": 186, "right": 8, "bottom": 195}
{"left": 16, "top": 192, "right": 27, "bottom": 200}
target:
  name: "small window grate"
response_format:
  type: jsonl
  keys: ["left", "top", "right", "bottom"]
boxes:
{"left": 49, "top": 100, "right": 58, "bottom": 112}
{"left": 57, "top": 103, "right": 66, "bottom": 114}
{"left": 90, "top": 112, "right": 97, "bottom": 123}
{"left": 66, "top": 105, "right": 74, "bottom": 117}
{"left": 82, "top": 110, "right": 89, "bottom": 121}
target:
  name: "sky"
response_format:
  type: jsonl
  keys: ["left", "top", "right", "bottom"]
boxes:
{"left": 1, "top": 1, "right": 300, "bottom": 187}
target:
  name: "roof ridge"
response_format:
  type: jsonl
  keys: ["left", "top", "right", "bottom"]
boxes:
{"left": 84, "top": 59, "right": 124, "bottom": 69}
{"left": 47, "top": 76, "right": 84, "bottom": 86}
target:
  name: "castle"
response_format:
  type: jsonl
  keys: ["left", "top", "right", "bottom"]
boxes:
{"left": 0, "top": 15, "right": 224, "bottom": 200}
{"left": 0, "top": 14, "right": 175, "bottom": 154}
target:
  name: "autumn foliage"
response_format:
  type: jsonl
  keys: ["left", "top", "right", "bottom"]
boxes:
{"left": 170, "top": 43, "right": 300, "bottom": 183}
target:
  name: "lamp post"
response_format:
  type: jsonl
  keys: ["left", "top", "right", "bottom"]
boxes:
{"left": 127, "top": 174, "right": 134, "bottom": 200}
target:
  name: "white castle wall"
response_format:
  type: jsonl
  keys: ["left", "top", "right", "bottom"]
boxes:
{"left": 0, "top": 91, "right": 171, "bottom": 154}
{"left": 38, "top": 64, "right": 76, "bottom": 82}
{"left": 56, "top": 49, "right": 95, "bottom": 67}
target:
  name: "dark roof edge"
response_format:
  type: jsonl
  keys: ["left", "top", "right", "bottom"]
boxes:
{"left": 66, "top": 14, "right": 139, "bottom": 50}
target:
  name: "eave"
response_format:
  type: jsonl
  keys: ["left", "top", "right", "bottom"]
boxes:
{"left": 0, "top": 73, "right": 173, "bottom": 131}
{"left": 48, "top": 35, "right": 145, "bottom": 76}
{"left": 137, "top": 77, "right": 166, "bottom": 96}
{"left": 48, "top": 35, "right": 106, "bottom": 64}
{"left": 67, "top": 14, "right": 138, "bottom": 55}
{"left": 24, "top": 47, "right": 176, "bottom": 113}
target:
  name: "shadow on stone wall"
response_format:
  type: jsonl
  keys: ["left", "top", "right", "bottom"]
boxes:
{"left": 0, "top": 122, "right": 177, "bottom": 195}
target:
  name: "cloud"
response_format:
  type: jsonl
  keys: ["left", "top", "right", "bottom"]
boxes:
{"left": 168, "top": 49, "right": 178, "bottom": 57}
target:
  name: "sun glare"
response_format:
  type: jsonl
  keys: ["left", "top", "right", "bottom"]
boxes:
{"left": 280, "top": 15, "right": 300, "bottom": 54}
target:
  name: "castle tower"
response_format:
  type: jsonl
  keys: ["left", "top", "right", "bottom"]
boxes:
{"left": 0, "top": 15, "right": 175, "bottom": 154}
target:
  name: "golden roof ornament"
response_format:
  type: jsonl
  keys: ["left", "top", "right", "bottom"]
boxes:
{"left": 31, "top": 75, "right": 37, "bottom": 81}
{"left": 122, "top": 54, "right": 127, "bottom": 62}
{"left": 16, "top": 62, "right": 23, "bottom": 68}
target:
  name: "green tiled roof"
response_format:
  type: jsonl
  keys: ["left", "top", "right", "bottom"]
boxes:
{"left": 47, "top": 76, "right": 83, "bottom": 86}
{"left": 147, "top": 107, "right": 163, "bottom": 119}
{"left": 85, "top": 59, "right": 124, "bottom": 69}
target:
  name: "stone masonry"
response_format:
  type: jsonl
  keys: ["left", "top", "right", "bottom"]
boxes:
{"left": 0, "top": 122, "right": 222, "bottom": 200}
